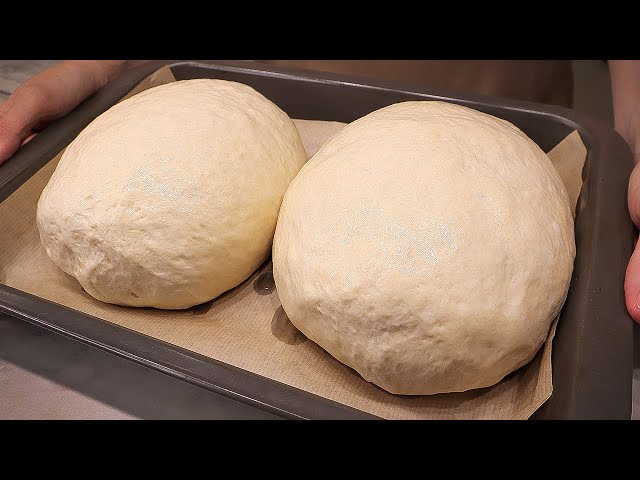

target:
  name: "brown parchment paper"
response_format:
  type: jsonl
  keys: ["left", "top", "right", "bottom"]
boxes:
{"left": 0, "top": 66, "right": 587, "bottom": 419}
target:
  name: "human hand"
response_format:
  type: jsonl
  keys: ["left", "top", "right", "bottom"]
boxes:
{"left": 0, "top": 60, "right": 148, "bottom": 165}
{"left": 607, "top": 60, "right": 640, "bottom": 322}
{"left": 623, "top": 131, "right": 640, "bottom": 322}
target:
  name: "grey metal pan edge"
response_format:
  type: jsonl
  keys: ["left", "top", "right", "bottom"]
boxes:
{"left": 0, "top": 284, "right": 378, "bottom": 420}
{"left": 0, "top": 60, "right": 634, "bottom": 419}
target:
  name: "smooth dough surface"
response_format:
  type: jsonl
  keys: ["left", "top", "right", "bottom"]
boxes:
{"left": 37, "top": 79, "right": 306, "bottom": 309}
{"left": 273, "top": 101, "right": 575, "bottom": 395}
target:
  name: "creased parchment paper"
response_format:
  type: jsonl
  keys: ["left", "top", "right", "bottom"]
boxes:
{"left": 0, "top": 66, "right": 586, "bottom": 419}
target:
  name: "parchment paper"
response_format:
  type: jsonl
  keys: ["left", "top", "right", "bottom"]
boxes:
{"left": 0, "top": 66, "right": 587, "bottom": 419}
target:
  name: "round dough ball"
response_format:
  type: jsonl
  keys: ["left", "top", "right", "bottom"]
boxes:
{"left": 37, "top": 79, "right": 306, "bottom": 309}
{"left": 273, "top": 101, "right": 575, "bottom": 395}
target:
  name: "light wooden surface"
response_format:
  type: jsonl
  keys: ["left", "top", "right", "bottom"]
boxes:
{"left": 0, "top": 60, "right": 637, "bottom": 419}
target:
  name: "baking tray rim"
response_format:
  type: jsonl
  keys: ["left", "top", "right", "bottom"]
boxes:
{"left": 0, "top": 60, "right": 634, "bottom": 419}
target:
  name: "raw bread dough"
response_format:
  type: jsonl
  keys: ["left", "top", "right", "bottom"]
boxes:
{"left": 273, "top": 101, "right": 575, "bottom": 395}
{"left": 37, "top": 79, "right": 306, "bottom": 309}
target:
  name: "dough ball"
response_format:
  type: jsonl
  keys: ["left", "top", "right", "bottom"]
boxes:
{"left": 37, "top": 79, "right": 306, "bottom": 309}
{"left": 273, "top": 101, "right": 575, "bottom": 395}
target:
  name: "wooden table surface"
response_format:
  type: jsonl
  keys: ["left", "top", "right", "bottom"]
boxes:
{"left": 0, "top": 60, "right": 637, "bottom": 419}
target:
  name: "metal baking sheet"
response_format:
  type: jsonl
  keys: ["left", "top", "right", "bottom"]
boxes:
{"left": 0, "top": 60, "right": 634, "bottom": 419}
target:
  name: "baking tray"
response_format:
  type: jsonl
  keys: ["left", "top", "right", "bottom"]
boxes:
{"left": 0, "top": 60, "right": 634, "bottom": 419}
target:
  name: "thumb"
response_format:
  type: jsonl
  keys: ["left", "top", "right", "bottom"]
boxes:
{"left": 0, "top": 122, "right": 24, "bottom": 165}
{"left": 0, "top": 83, "right": 56, "bottom": 165}
{"left": 624, "top": 240, "right": 640, "bottom": 323}
{"left": 625, "top": 163, "right": 640, "bottom": 323}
